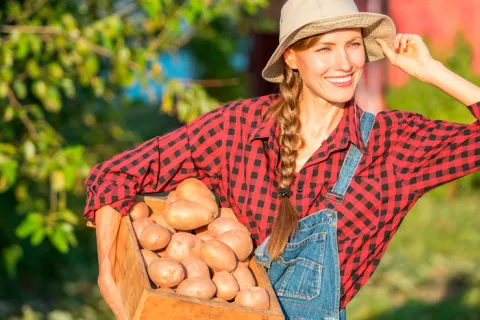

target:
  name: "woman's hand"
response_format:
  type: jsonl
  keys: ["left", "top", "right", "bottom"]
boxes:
{"left": 376, "top": 33, "right": 438, "bottom": 83}
{"left": 96, "top": 205, "right": 129, "bottom": 320}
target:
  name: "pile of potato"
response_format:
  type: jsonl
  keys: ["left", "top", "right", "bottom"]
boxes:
{"left": 129, "top": 178, "right": 270, "bottom": 311}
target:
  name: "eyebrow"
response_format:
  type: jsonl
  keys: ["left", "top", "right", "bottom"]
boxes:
{"left": 317, "top": 37, "right": 362, "bottom": 45}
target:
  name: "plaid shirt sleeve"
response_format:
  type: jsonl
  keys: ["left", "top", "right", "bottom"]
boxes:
{"left": 83, "top": 105, "right": 226, "bottom": 223}
{"left": 391, "top": 101, "right": 480, "bottom": 197}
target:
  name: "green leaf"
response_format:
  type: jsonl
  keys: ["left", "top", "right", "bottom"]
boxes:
{"left": 14, "top": 182, "right": 29, "bottom": 202}
{"left": 49, "top": 223, "right": 74, "bottom": 253}
{"left": 142, "top": 0, "right": 162, "bottom": 19}
{"left": 33, "top": 81, "right": 47, "bottom": 99}
{"left": 31, "top": 229, "right": 46, "bottom": 246}
{"left": 60, "top": 78, "right": 75, "bottom": 98}
{"left": 44, "top": 86, "right": 62, "bottom": 112}
{"left": 0, "top": 81, "right": 8, "bottom": 98}
{"left": 50, "top": 230, "right": 68, "bottom": 253}
{"left": 15, "top": 213, "right": 44, "bottom": 239}
{"left": 2, "top": 48, "right": 14, "bottom": 67}
{"left": 0, "top": 156, "right": 18, "bottom": 192}
{"left": 2, "top": 244, "right": 23, "bottom": 278}
{"left": 63, "top": 165, "right": 77, "bottom": 190}
{"left": 13, "top": 79, "right": 27, "bottom": 99}
{"left": 16, "top": 35, "right": 30, "bottom": 59}
{"left": 26, "top": 59, "right": 42, "bottom": 78}
{"left": 3, "top": 104, "right": 15, "bottom": 122}
{"left": 23, "top": 140, "right": 36, "bottom": 161}
{"left": 58, "top": 209, "right": 79, "bottom": 225}
{"left": 48, "top": 62, "right": 64, "bottom": 80}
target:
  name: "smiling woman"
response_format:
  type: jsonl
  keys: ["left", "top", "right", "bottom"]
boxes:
{"left": 86, "top": 0, "right": 480, "bottom": 319}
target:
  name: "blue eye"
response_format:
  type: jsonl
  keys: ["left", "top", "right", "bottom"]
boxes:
{"left": 352, "top": 42, "right": 362, "bottom": 47}
{"left": 317, "top": 47, "right": 330, "bottom": 52}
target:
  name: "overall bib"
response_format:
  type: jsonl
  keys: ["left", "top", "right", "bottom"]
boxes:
{"left": 254, "top": 111, "right": 376, "bottom": 320}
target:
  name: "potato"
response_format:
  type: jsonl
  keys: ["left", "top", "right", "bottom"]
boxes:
{"left": 235, "top": 287, "right": 270, "bottom": 310}
{"left": 139, "top": 224, "right": 171, "bottom": 251}
{"left": 176, "top": 277, "right": 216, "bottom": 300}
{"left": 232, "top": 263, "right": 256, "bottom": 290}
{"left": 164, "top": 199, "right": 217, "bottom": 230}
{"left": 148, "top": 258, "right": 185, "bottom": 288}
{"left": 132, "top": 218, "right": 155, "bottom": 238}
{"left": 166, "top": 190, "right": 177, "bottom": 204}
{"left": 176, "top": 178, "right": 218, "bottom": 215}
{"left": 239, "top": 256, "right": 251, "bottom": 266}
{"left": 208, "top": 217, "right": 250, "bottom": 238}
{"left": 181, "top": 256, "right": 210, "bottom": 279}
{"left": 200, "top": 239, "right": 237, "bottom": 272}
{"left": 140, "top": 249, "right": 161, "bottom": 267}
{"left": 129, "top": 202, "right": 150, "bottom": 220}
{"left": 196, "top": 232, "right": 215, "bottom": 242}
{"left": 166, "top": 232, "right": 203, "bottom": 261}
{"left": 212, "top": 271, "right": 239, "bottom": 301}
{"left": 217, "top": 230, "right": 253, "bottom": 261}
{"left": 218, "top": 207, "right": 237, "bottom": 220}
{"left": 150, "top": 212, "right": 176, "bottom": 234}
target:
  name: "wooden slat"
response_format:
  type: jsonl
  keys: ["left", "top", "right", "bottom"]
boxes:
{"left": 114, "top": 216, "right": 146, "bottom": 320}
{"left": 136, "top": 195, "right": 167, "bottom": 213}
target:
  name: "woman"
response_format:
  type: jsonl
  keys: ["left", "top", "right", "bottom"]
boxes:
{"left": 85, "top": 0, "right": 480, "bottom": 319}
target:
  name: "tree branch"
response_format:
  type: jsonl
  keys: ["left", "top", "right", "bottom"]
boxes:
{"left": 7, "top": 87, "right": 39, "bottom": 141}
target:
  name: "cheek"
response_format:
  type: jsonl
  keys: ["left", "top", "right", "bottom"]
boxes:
{"left": 297, "top": 56, "right": 330, "bottom": 79}
{"left": 351, "top": 50, "right": 366, "bottom": 67}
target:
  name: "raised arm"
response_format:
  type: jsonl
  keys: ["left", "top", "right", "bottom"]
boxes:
{"left": 389, "top": 101, "right": 480, "bottom": 197}
{"left": 376, "top": 33, "right": 480, "bottom": 197}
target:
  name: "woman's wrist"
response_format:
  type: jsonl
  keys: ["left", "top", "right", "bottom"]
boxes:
{"left": 416, "top": 59, "right": 444, "bottom": 85}
{"left": 416, "top": 59, "right": 480, "bottom": 106}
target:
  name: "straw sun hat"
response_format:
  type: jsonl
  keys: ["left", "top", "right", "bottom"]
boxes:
{"left": 262, "top": 0, "right": 397, "bottom": 83}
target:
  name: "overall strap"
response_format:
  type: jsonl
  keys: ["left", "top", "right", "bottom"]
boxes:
{"left": 326, "top": 111, "right": 376, "bottom": 203}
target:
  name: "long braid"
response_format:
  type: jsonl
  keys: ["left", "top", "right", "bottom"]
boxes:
{"left": 265, "top": 64, "right": 305, "bottom": 260}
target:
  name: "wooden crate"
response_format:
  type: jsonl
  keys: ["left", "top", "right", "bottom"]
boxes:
{"left": 114, "top": 195, "right": 285, "bottom": 320}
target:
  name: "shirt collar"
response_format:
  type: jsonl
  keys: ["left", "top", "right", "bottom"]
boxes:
{"left": 248, "top": 97, "right": 370, "bottom": 155}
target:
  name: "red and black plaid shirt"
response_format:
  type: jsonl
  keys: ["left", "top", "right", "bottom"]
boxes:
{"left": 84, "top": 93, "right": 480, "bottom": 308}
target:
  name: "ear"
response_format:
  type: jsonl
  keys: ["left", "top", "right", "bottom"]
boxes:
{"left": 283, "top": 49, "right": 298, "bottom": 70}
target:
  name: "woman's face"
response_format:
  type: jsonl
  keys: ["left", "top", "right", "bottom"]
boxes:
{"left": 283, "top": 28, "right": 365, "bottom": 104}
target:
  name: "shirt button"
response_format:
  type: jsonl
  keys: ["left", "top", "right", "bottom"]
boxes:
{"left": 297, "top": 187, "right": 303, "bottom": 192}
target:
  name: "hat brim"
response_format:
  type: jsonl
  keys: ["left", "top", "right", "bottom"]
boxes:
{"left": 262, "top": 12, "right": 396, "bottom": 83}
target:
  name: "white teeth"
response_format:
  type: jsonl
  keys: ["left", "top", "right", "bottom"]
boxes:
{"left": 326, "top": 76, "right": 352, "bottom": 83}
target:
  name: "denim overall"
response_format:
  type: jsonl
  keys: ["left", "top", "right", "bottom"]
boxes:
{"left": 255, "top": 111, "right": 376, "bottom": 320}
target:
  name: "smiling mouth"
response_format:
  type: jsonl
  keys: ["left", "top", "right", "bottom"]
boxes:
{"left": 325, "top": 74, "right": 353, "bottom": 84}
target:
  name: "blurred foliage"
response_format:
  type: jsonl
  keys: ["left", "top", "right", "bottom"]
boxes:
{"left": 385, "top": 32, "right": 480, "bottom": 198}
{"left": 0, "top": 0, "right": 269, "bottom": 317}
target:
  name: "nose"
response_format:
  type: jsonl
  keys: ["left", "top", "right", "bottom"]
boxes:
{"left": 332, "top": 48, "right": 354, "bottom": 73}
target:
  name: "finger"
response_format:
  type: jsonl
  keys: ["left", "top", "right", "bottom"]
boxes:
{"left": 394, "top": 33, "right": 403, "bottom": 50}
{"left": 376, "top": 38, "right": 396, "bottom": 62}
{"left": 404, "top": 34, "right": 416, "bottom": 51}
{"left": 401, "top": 34, "right": 409, "bottom": 51}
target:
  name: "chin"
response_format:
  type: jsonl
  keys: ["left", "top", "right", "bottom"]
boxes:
{"left": 324, "top": 93, "right": 354, "bottom": 104}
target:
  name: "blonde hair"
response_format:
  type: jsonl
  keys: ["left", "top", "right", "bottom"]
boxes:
{"left": 265, "top": 34, "right": 325, "bottom": 260}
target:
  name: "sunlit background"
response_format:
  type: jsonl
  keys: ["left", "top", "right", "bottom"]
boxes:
{"left": 0, "top": 0, "right": 479, "bottom": 319}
